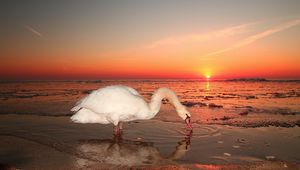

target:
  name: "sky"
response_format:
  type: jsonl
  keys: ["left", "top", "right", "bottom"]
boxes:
{"left": 1, "top": 0, "right": 300, "bottom": 80}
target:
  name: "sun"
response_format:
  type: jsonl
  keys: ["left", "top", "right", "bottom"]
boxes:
{"left": 205, "top": 75, "right": 211, "bottom": 79}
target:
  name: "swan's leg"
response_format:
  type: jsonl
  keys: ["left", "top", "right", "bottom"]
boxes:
{"left": 113, "top": 122, "right": 122, "bottom": 136}
{"left": 113, "top": 125, "right": 120, "bottom": 135}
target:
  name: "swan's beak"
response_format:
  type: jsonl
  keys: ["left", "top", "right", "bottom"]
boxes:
{"left": 185, "top": 114, "right": 193, "bottom": 130}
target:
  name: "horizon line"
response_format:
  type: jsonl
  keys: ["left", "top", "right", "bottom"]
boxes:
{"left": 1, "top": 77, "right": 300, "bottom": 82}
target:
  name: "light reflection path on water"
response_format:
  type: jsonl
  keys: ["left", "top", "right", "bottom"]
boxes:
{"left": 205, "top": 80, "right": 210, "bottom": 91}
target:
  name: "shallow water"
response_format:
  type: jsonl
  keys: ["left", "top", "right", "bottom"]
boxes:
{"left": 0, "top": 80, "right": 300, "bottom": 115}
{"left": 0, "top": 115, "right": 299, "bottom": 169}
{"left": 0, "top": 80, "right": 299, "bottom": 127}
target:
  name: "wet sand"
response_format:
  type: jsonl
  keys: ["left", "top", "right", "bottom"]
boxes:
{"left": 0, "top": 114, "right": 299, "bottom": 169}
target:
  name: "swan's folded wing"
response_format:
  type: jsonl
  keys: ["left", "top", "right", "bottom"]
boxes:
{"left": 71, "top": 87, "right": 145, "bottom": 116}
{"left": 123, "top": 86, "right": 141, "bottom": 96}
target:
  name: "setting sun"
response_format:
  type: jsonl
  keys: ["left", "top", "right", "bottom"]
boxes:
{"left": 0, "top": 0, "right": 300, "bottom": 80}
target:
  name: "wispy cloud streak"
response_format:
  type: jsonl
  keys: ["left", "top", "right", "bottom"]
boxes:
{"left": 144, "top": 22, "right": 256, "bottom": 48}
{"left": 25, "top": 25, "right": 43, "bottom": 37}
{"left": 205, "top": 19, "right": 300, "bottom": 56}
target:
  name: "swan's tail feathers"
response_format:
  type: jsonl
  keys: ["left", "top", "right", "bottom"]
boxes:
{"left": 70, "top": 90, "right": 97, "bottom": 112}
{"left": 70, "top": 108, "right": 109, "bottom": 124}
{"left": 71, "top": 105, "right": 81, "bottom": 112}
{"left": 71, "top": 96, "right": 86, "bottom": 111}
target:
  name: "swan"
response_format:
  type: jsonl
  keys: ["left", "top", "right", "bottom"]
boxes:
{"left": 70, "top": 85, "right": 192, "bottom": 135}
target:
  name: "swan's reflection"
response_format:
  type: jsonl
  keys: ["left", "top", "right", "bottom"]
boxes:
{"left": 75, "top": 131, "right": 192, "bottom": 168}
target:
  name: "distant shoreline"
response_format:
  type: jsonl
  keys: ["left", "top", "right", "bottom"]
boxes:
{"left": 0, "top": 78, "right": 300, "bottom": 83}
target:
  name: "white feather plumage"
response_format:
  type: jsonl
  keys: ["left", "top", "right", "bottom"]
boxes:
{"left": 70, "top": 85, "right": 190, "bottom": 126}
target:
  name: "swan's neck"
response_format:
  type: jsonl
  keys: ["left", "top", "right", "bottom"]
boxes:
{"left": 148, "top": 88, "right": 184, "bottom": 118}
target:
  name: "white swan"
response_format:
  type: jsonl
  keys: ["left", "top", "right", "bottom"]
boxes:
{"left": 71, "top": 85, "right": 192, "bottom": 135}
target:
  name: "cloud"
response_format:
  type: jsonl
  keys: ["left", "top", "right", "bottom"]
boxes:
{"left": 205, "top": 19, "right": 300, "bottom": 57}
{"left": 144, "top": 22, "right": 256, "bottom": 49}
{"left": 25, "top": 25, "right": 43, "bottom": 37}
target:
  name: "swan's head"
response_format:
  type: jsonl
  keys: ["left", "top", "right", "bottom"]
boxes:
{"left": 177, "top": 107, "right": 192, "bottom": 130}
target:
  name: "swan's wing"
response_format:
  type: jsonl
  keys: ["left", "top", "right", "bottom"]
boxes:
{"left": 71, "top": 86, "right": 145, "bottom": 116}
{"left": 122, "top": 86, "right": 141, "bottom": 96}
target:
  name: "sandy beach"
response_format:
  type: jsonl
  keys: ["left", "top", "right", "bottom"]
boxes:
{"left": 0, "top": 114, "right": 299, "bottom": 170}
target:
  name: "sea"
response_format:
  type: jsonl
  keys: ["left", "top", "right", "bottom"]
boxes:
{"left": 0, "top": 79, "right": 299, "bottom": 121}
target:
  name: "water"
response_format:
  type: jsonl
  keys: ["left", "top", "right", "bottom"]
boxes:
{"left": 0, "top": 115, "right": 299, "bottom": 169}
{"left": 0, "top": 80, "right": 300, "bottom": 168}
{"left": 0, "top": 80, "right": 299, "bottom": 117}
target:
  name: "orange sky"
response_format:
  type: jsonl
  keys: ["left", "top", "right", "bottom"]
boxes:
{"left": 1, "top": 1, "right": 300, "bottom": 80}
